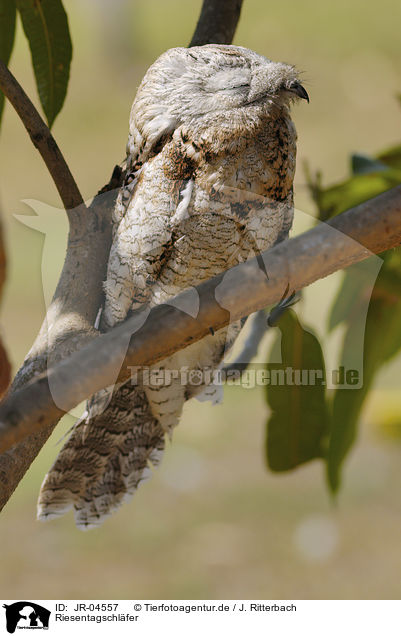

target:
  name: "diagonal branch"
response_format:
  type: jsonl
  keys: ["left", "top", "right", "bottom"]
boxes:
{"left": 189, "top": 0, "right": 244, "bottom": 47}
{"left": 0, "top": 60, "right": 84, "bottom": 213}
{"left": 0, "top": 186, "right": 400, "bottom": 476}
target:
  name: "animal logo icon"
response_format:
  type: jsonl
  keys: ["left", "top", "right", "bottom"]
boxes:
{"left": 2, "top": 602, "right": 50, "bottom": 633}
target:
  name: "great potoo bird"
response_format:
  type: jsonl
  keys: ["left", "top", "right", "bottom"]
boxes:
{"left": 38, "top": 45, "right": 309, "bottom": 529}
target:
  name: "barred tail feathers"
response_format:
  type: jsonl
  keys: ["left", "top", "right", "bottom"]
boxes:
{"left": 37, "top": 384, "right": 165, "bottom": 530}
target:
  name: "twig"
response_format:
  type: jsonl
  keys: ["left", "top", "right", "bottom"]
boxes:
{"left": 0, "top": 186, "right": 400, "bottom": 480}
{"left": 0, "top": 60, "right": 84, "bottom": 213}
{"left": 189, "top": 0, "right": 244, "bottom": 47}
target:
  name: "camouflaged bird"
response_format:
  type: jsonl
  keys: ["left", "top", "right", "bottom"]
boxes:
{"left": 37, "top": 45, "right": 309, "bottom": 529}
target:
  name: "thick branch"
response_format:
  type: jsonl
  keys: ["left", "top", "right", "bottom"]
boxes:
{"left": 0, "top": 186, "right": 400, "bottom": 470}
{"left": 0, "top": 186, "right": 117, "bottom": 513}
{"left": 189, "top": 0, "right": 244, "bottom": 46}
{"left": 0, "top": 60, "right": 84, "bottom": 212}
{"left": 11, "top": 189, "right": 117, "bottom": 393}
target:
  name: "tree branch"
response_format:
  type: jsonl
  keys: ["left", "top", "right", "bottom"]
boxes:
{"left": 0, "top": 186, "right": 400, "bottom": 479}
{"left": 0, "top": 185, "right": 117, "bottom": 514}
{"left": 189, "top": 0, "right": 244, "bottom": 46}
{"left": 0, "top": 61, "right": 84, "bottom": 213}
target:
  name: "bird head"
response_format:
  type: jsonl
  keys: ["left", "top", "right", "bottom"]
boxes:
{"left": 184, "top": 45, "right": 309, "bottom": 109}
{"left": 134, "top": 44, "right": 308, "bottom": 120}
{"left": 129, "top": 44, "right": 308, "bottom": 159}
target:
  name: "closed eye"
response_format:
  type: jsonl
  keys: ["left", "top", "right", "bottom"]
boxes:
{"left": 220, "top": 84, "right": 250, "bottom": 91}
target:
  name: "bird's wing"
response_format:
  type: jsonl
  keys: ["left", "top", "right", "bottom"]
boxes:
{"left": 38, "top": 125, "right": 192, "bottom": 529}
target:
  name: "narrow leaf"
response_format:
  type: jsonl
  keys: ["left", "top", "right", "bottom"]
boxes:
{"left": 0, "top": 0, "right": 17, "bottom": 125}
{"left": 16, "top": 0, "right": 72, "bottom": 127}
{"left": 265, "top": 309, "right": 329, "bottom": 471}
{"left": 351, "top": 153, "right": 387, "bottom": 175}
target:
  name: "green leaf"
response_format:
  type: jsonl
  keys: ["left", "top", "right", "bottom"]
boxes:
{"left": 376, "top": 144, "right": 401, "bottom": 171}
{"left": 265, "top": 309, "right": 329, "bottom": 471}
{"left": 315, "top": 170, "right": 401, "bottom": 220}
{"left": 16, "top": 0, "right": 72, "bottom": 127}
{"left": 0, "top": 0, "right": 17, "bottom": 125}
{"left": 351, "top": 153, "right": 387, "bottom": 175}
{"left": 327, "top": 254, "right": 401, "bottom": 492}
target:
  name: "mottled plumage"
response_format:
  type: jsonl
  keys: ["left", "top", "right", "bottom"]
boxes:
{"left": 38, "top": 45, "right": 308, "bottom": 528}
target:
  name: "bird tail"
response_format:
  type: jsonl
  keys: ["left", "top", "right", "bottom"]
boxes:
{"left": 37, "top": 383, "right": 165, "bottom": 530}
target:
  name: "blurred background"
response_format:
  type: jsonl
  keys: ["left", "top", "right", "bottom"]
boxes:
{"left": 0, "top": 0, "right": 400, "bottom": 599}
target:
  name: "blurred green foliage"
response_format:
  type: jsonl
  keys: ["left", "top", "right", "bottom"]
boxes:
{"left": 308, "top": 136, "right": 401, "bottom": 221}
{"left": 286, "top": 111, "right": 401, "bottom": 492}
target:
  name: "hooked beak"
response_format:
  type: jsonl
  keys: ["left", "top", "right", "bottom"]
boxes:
{"left": 288, "top": 81, "right": 309, "bottom": 103}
